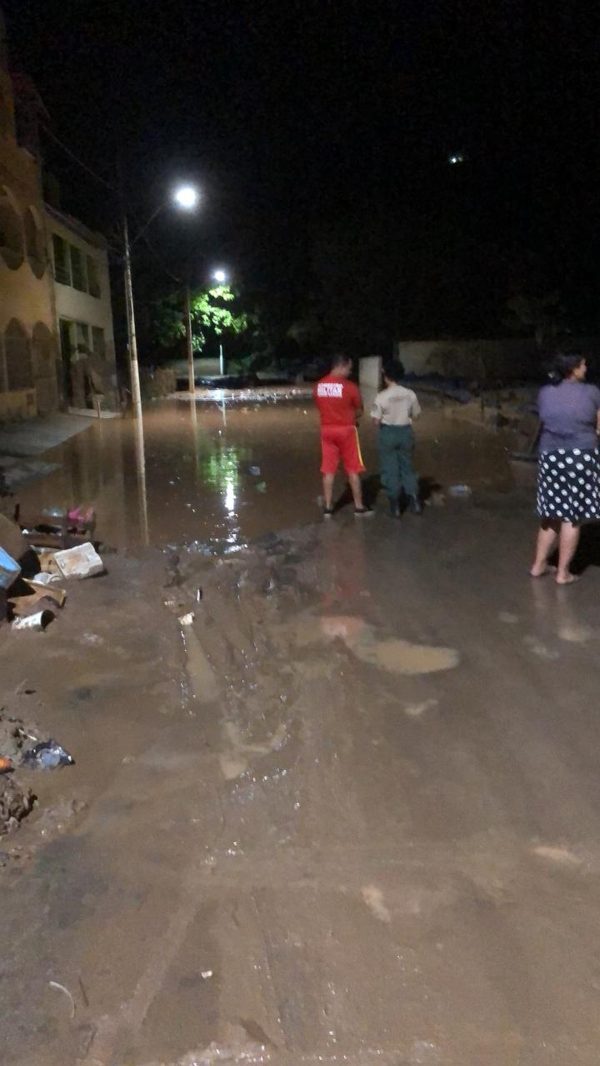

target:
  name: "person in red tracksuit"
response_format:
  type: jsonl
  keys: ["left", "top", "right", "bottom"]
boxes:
{"left": 314, "top": 353, "right": 372, "bottom": 517}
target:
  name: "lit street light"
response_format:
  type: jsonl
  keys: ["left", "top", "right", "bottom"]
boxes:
{"left": 173, "top": 184, "right": 200, "bottom": 210}
{"left": 212, "top": 268, "right": 227, "bottom": 284}
{"left": 123, "top": 182, "right": 200, "bottom": 421}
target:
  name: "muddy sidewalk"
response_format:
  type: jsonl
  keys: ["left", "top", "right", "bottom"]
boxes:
{"left": 2, "top": 500, "right": 600, "bottom": 1064}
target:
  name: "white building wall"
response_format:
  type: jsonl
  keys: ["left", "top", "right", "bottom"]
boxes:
{"left": 45, "top": 207, "right": 118, "bottom": 409}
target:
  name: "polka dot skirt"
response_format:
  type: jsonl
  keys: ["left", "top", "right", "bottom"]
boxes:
{"left": 537, "top": 448, "right": 600, "bottom": 523}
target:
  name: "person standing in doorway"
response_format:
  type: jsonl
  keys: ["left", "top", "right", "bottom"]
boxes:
{"left": 371, "top": 361, "right": 422, "bottom": 517}
{"left": 530, "top": 351, "right": 600, "bottom": 585}
{"left": 314, "top": 353, "right": 372, "bottom": 517}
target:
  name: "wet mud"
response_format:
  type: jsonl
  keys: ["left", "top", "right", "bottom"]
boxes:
{"left": 3, "top": 401, "right": 600, "bottom": 1064}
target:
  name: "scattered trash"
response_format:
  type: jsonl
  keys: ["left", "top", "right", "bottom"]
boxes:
{"left": 54, "top": 542, "right": 104, "bottom": 579}
{"left": 255, "top": 481, "right": 267, "bottom": 493}
{"left": 0, "top": 757, "right": 13, "bottom": 774}
{"left": 248, "top": 465, "right": 261, "bottom": 476}
{"left": 23, "top": 740, "right": 75, "bottom": 770}
{"left": 28, "top": 571, "right": 60, "bottom": 586}
{"left": 12, "top": 610, "right": 54, "bottom": 631}
{"left": 48, "top": 980, "right": 76, "bottom": 1019}
{"left": 179, "top": 612, "right": 195, "bottom": 626}
{"left": 0, "top": 514, "right": 27, "bottom": 561}
{"left": 0, "top": 548, "right": 20, "bottom": 590}
{"left": 36, "top": 549, "right": 61, "bottom": 575}
{"left": 10, "top": 579, "right": 65, "bottom": 613}
{"left": 200, "top": 970, "right": 214, "bottom": 980}
{"left": 448, "top": 484, "right": 472, "bottom": 497}
{"left": 0, "top": 777, "right": 36, "bottom": 835}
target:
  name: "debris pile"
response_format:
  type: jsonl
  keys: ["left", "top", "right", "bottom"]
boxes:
{"left": 0, "top": 710, "right": 75, "bottom": 837}
{"left": 0, "top": 508, "right": 105, "bottom": 632}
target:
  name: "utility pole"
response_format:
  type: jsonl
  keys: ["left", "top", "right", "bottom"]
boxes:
{"left": 185, "top": 284, "right": 195, "bottom": 396}
{"left": 122, "top": 213, "right": 143, "bottom": 421}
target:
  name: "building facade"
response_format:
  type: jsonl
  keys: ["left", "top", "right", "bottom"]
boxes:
{"left": 46, "top": 205, "right": 118, "bottom": 412}
{"left": 0, "top": 9, "right": 118, "bottom": 419}
{"left": 0, "top": 11, "right": 58, "bottom": 418}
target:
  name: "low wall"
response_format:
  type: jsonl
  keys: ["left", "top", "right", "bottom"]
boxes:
{"left": 396, "top": 339, "right": 538, "bottom": 380}
{"left": 359, "top": 356, "right": 382, "bottom": 389}
{"left": 396, "top": 337, "right": 600, "bottom": 380}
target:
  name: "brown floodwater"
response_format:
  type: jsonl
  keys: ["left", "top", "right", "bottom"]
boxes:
{"left": 16, "top": 395, "right": 516, "bottom": 552}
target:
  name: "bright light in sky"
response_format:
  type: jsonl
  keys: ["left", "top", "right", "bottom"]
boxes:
{"left": 173, "top": 185, "right": 199, "bottom": 209}
{"left": 213, "top": 268, "right": 227, "bottom": 284}
{"left": 448, "top": 152, "right": 465, "bottom": 165}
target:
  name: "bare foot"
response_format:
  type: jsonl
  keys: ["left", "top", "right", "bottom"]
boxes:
{"left": 556, "top": 573, "right": 580, "bottom": 586}
{"left": 529, "top": 565, "right": 557, "bottom": 578}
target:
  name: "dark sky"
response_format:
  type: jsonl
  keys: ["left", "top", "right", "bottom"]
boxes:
{"left": 4, "top": 0, "right": 600, "bottom": 339}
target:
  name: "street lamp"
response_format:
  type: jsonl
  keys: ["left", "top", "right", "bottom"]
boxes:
{"left": 212, "top": 268, "right": 227, "bottom": 284}
{"left": 173, "top": 185, "right": 200, "bottom": 210}
{"left": 122, "top": 182, "right": 200, "bottom": 420}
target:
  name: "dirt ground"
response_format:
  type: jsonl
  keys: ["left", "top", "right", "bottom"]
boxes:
{"left": 2, "top": 401, "right": 600, "bottom": 1065}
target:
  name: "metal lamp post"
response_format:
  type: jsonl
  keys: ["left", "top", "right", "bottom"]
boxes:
{"left": 123, "top": 184, "right": 200, "bottom": 420}
{"left": 212, "top": 269, "right": 228, "bottom": 376}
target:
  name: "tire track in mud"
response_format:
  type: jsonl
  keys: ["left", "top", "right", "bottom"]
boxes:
{"left": 79, "top": 530, "right": 464, "bottom": 1065}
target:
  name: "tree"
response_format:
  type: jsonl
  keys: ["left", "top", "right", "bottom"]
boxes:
{"left": 152, "top": 283, "right": 253, "bottom": 355}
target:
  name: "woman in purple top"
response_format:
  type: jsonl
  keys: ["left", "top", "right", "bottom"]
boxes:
{"left": 530, "top": 352, "right": 600, "bottom": 584}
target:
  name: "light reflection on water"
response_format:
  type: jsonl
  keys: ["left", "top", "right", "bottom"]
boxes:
{"left": 16, "top": 400, "right": 330, "bottom": 551}
{"left": 14, "top": 397, "right": 514, "bottom": 552}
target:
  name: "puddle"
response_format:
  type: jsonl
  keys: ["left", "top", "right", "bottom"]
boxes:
{"left": 305, "top": 615, "right": 459, "bottom": 676}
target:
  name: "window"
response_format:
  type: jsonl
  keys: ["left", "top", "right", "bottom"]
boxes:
{"left": 24, "top": 207, "right": 46, "bottom": 278}
{"left": 70, "top": 244, "right": 86, "bottom": 291}
{"left": 53, "top": 234, "right": 70, "bottom": 285}
{"left": 87, "top": 255, "right": 101, "bottom": 297}
{"left": 4, "top": 319, "right": 33, "bottom": 390}
{"left": 91, "top": 326, "right": 105, "bottom": 358}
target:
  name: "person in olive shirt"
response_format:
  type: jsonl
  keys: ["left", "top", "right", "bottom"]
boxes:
{"left": 371, "top": 361, "right": 422, "bottom": 517}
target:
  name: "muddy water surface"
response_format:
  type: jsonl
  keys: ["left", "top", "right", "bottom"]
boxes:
{"left": 16, "top": 396, "right": 514, "bottom": 550}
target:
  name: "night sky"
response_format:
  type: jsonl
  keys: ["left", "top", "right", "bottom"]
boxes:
{"left": 3, "top": 0, "right": 600, "bottom": 354}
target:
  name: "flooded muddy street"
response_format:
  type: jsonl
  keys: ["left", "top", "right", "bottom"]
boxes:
{"left": 3, "top": 401, "right": 600, "bottom": 1064}
{"left": 14, "top": 396, "right": 515, "bottom": 551}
